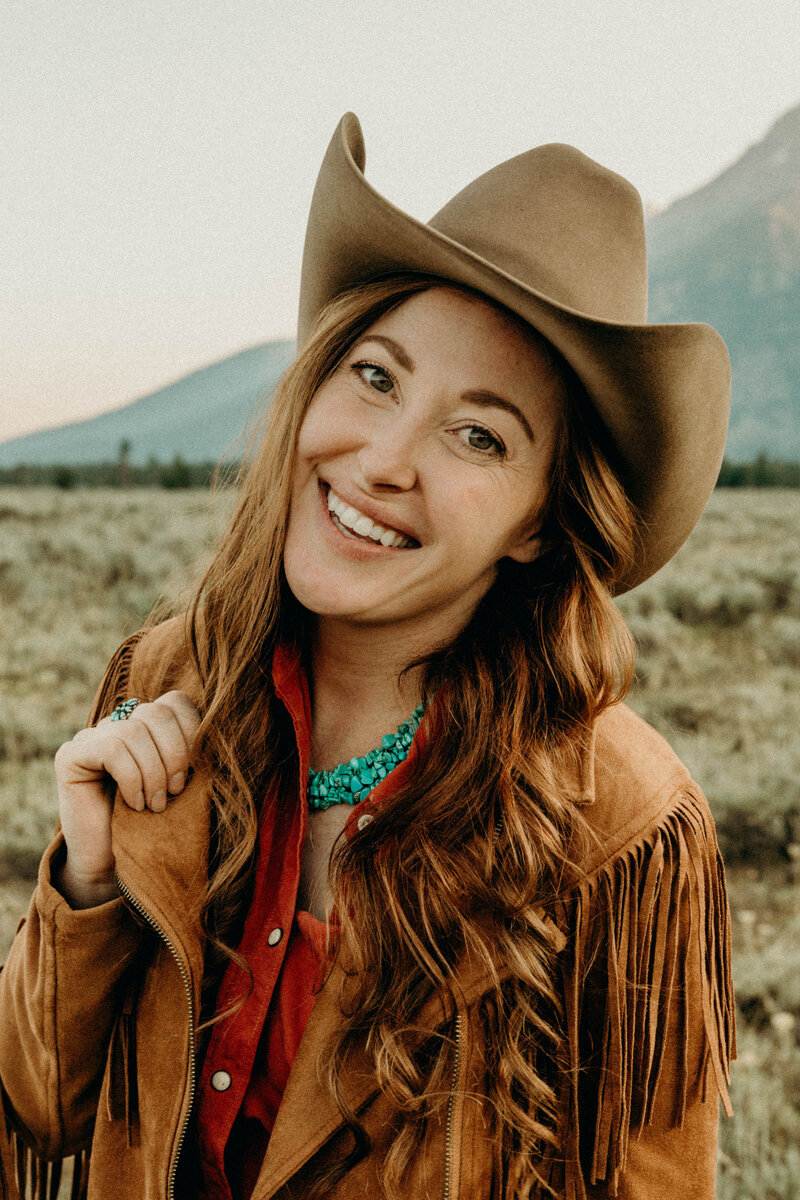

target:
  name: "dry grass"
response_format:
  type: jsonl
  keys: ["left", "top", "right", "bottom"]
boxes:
{"left": 0, "top": 487, "right": 235, "bottom": 881}
{"left": 1, "top": 485, "right": 798, "bottom": 1197}
{"left": 617, "top": 490, "right": 800, "bottom": 865}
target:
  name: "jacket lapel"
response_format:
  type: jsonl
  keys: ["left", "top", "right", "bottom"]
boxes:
{"left": 111, "top": 760, "right": 211, "bottom": 987}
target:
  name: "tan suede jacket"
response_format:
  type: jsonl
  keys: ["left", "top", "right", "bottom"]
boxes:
{"left": 0, "top": 621, "right": 735, "bottom": 1200}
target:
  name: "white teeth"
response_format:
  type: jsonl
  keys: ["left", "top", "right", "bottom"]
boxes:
{"left": 325, "top": 488, "right": 414, "bottom": 548}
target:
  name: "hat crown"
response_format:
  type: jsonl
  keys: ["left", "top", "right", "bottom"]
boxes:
{"left": 428, "top": 144, "right": 648, "bottom": 324}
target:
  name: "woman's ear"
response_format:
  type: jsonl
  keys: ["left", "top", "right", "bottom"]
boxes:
{"left": 506, "top": 532, "right": 544, "bottom": 564}
{"left": 505, "top": 504, "right": 549, "bottom": 564}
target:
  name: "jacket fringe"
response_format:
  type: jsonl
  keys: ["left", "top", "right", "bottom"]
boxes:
{"left": 106, "top": 986, "right": 141, "bottom": 1148}
{"left": 3, "top": 1129, "right": 87, "bottom": 1200}
{"left": 0, "top": 634, "right": 145, "bottom": 1200}
{"left": 547, "top": 786, "right": 736, "bottom": 1199}
{"left": 87, "top": 632, "right": 145, "bottom": 726}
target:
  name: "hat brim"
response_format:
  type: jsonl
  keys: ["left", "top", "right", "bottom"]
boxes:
{"left": 298, "top": 114, "right": 731, "bottom": 592}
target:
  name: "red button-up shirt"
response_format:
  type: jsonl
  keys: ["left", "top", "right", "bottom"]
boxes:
{"left": 195, "top": 646, "right": 425, "bottom": 1200}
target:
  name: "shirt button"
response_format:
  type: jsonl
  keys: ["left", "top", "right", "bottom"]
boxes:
{"left": 357, "top": 813, "right": 374, "bottom": 831}
{"left": 210, "top": 1070, "right": 232, "bottom": 1092}
{"left": 267, "top": 927, "right": 283, "bottom": 946}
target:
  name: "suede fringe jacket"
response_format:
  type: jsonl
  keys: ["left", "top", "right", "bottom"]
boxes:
{"left": 0, "top": 621, "right": 736, "bottom": 1200}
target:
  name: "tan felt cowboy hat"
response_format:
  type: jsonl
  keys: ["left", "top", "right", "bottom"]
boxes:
{"left": 297, "top": 113, "right": 731, "bottom": 592}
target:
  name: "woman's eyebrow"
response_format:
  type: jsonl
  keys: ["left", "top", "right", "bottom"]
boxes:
{"left": 460, "top": 390, "right": 534, "bottom": 442}
{"left": 358, "top": 334, "right": 415, "bottom": 373}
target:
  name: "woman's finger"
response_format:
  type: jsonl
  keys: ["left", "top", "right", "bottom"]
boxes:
{"left": 90, "top": 718, "right": 168, "bottom": 811}
{"left": 84, "top": 732, "right": 148, "bottom": 812}
{"left": 119, "top": 700, "right": 194, "bottom": 795}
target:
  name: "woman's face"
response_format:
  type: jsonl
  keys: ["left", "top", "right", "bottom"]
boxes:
{"left": 284, "top": 286, "right": 565, "bottom": 646}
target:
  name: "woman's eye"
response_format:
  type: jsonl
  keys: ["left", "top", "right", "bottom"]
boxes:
{"left": 353, "top": 362, "right": 394, "bottom": 393}
{"left": 461, "top": 425, "right": 505, "bottom": 456}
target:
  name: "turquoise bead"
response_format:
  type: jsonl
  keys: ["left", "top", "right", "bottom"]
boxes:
{"left": 308, "top": 703, "right": 424, "bottom": 811}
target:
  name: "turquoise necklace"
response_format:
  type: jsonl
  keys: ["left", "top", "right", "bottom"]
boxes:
{"left": 307, "top": 704, "right": 424, "bottom": 811}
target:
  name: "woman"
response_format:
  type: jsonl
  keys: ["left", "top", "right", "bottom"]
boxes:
{"left": 0, "top": 114, "right": 734, "bottom": 1200}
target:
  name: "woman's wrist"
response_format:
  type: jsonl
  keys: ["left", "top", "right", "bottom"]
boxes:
{"left": 54, "top": 857, "right": 118, "bottom": 910}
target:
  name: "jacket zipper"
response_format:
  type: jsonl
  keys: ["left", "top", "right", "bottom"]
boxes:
{"left": 115, "top": 873, "right": 196, "bottom": 1200}
{"left": 442, "top": 1010, "right": 465, "bottom": 1200}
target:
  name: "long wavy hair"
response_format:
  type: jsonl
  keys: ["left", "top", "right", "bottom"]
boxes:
{"left": 180, "top": 274, "right": 637, "bottom": 1197}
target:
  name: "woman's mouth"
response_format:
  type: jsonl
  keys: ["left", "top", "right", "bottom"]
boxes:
{"left": 325, "top": 487, "right": 418, "bottom": 549}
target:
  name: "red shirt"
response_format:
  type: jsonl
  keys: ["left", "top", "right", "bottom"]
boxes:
{"left": 195, "top": 647, "right": 425, "bottom": 1200}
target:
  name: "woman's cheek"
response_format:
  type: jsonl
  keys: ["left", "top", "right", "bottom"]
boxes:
{"left": 298, "top": 395, "right": 364, "bottom": 461}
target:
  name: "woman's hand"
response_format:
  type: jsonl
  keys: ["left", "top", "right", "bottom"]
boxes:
{"left": 53, "top": 691, "right": 201, "bottom": 909}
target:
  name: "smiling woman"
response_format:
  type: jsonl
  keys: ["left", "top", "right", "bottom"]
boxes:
{"left": 0, "top": 114, "right": 734, "bottom": 1200}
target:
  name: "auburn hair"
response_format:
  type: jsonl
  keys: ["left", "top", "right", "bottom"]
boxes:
{"left": 177, "top": 274, "right": 637, "bottom": 1197}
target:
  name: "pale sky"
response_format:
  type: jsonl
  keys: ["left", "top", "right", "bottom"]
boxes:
{"left": 3, "top": 0, "right": 800, "bottom": 442}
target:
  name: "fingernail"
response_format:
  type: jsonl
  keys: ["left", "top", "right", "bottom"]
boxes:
{"left": 133, "top": 791, "right": 145, "bottom": 811}
{"left": 168, "top": 772, "right": 185, "bottom": 794}
{"left": 151, "top": 790, "right": 167, "bottom": 812}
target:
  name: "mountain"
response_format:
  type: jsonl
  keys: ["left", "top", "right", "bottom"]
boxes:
{"left": 0, "top": 341, "right": 295, "bottom": 467}
{"left": 2, "top": 103, "right": 800, "bottom": 466}
{"left": 647, "top": 103, "right": 800, "bottom": 459}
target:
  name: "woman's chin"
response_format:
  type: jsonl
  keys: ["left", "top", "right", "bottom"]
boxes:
{"left": 285, "top": 576, "right": 384, "bottom": 624}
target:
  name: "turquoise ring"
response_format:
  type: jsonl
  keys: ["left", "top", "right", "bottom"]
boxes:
{"left": 110, "top": 698, "right": 141, "bottom": 721}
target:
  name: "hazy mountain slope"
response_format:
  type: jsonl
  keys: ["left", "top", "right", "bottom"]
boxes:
{"left": 3, "top": 105, "right": 800, "bottom": 466}
{"left": 647, "top": 104, "right": 800, "bottom": 459}
{"left": 0, "top": 341, "right": 295, "bottom": 467}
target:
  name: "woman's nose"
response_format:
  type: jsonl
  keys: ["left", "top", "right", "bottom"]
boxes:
{"left": 357, "top": 426, "right": 420, "bottom": 492}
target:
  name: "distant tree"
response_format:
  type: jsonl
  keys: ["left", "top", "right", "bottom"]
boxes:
{"left": 161, "top": 455, "right": 193, "bottom": 489}
{"left": 10, "top": 464, "right": 32, "bottom": 486}
{"left": 144, "top": 456, "right": 161, "bottom": 487}
{"left": 717, "top": 460, "right": 746, "bottom": 487}
{"left": 716, "top": 455, "right": 800, "bottom": 488}
{"left": 752, "top": 452, "right": 772, "bottom": 488}
{"left": 117, "top": 439, "right": 132, "bottom": 488}
{"left": 52, "top": 465, "right": 77, "bottom": 489}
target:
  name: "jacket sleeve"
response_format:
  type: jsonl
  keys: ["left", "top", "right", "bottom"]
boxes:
{"left": 552, "top": 784, "right": 736, "bottom": 1200}
{"left": 0, "top": 633, "right": 148, "bottom": 1161}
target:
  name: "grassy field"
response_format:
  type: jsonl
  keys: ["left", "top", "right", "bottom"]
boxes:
{"left": 1, "top": 486, "right": 799, "bottom": 1197}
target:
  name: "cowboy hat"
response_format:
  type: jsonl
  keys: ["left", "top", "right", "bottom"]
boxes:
{"left": 297, "top": 113, "right": 731, "bottom": 592}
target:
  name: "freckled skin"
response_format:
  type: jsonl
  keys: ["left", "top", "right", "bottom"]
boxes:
{"left": 283, "top": 286, "right": 566, "bottom": 650}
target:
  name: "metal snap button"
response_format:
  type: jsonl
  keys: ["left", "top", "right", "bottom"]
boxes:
{"left": 267, "top": 927, "right": 283, "bottom": 946}
{"left": 357, "top": 813, "right": 374, "bottom": 831}
{"left": 210, "top": 1070, "right": 232, "bottom": 1092}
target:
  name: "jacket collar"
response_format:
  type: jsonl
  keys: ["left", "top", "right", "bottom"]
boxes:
{"left": 553, "top": 726, "right": 597, "bottom": 806}
{"left": 111, "top": 759, "right": 211, "bottom": 989}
